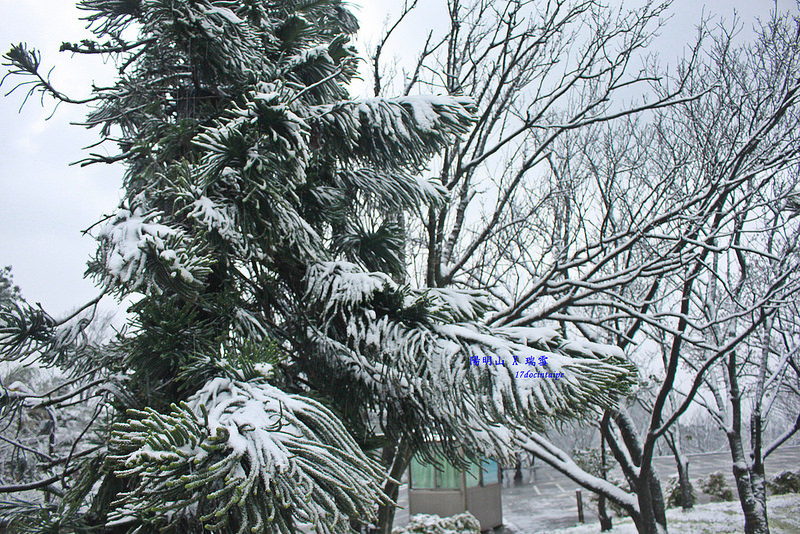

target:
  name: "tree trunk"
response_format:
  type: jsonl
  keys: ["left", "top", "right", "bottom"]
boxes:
{"left": 664, "top": 426, "right": 693, "bottom": 511}
{"left": 603, "top": 409, "right": 668, "bottom": 534}
{"left": 376, "top": 438, "right": 412, "bottom": 534}
{"left": 744, "top": 411, "right": 769, "bottom": 534}
{"left": 599, "top": 431, "right": 613, "bottom": 531}
{"left": 727, "top": 353, "right": 770, "bottom": 534}
{"left": 677, "top": 458, "right": 692, "bottom": 511}
{"left": 730, "top": 449, "right": 770, "bottom": 534}
{"left": 598, "top": 495, "right": 614, "bottom": 531}
{"left": 635, "top": 462, "right": 668, "bottom": 534}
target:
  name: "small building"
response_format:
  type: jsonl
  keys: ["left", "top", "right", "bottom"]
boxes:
{"left": 408, "top": 454, "right": 502, "bottom": 531}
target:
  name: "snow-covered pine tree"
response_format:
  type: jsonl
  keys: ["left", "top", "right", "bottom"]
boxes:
{"left": 1, "top": 1, "right": 634, "bottom": 532}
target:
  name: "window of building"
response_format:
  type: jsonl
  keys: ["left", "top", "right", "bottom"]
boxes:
{"left": 410, "top": 455, "right": 500, "bottom": 489}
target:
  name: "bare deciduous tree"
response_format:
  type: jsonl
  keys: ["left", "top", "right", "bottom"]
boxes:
{"left": 373, "top": 2, "right": 800, "bottom": 533}
{"left": 367, "top": 1, "right": 697, "bottom": 530}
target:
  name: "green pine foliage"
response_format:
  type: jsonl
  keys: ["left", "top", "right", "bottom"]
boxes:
{"left": 1, "top": 1, "right": 635, "bottom": 532}
{"left": 108, "top": 379, "right": 386, "bottom": 533}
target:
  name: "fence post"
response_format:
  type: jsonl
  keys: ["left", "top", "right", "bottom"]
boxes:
{"left": 576, "top": 490, "right": 585, "bottom": 523}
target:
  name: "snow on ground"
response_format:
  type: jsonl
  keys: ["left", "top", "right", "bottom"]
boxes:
{"left": 535, "top": 494, "right": 800, "bottom": 534}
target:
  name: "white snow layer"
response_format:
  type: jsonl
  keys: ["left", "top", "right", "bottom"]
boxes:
{"left": 97, "top": 208, "right": 194, "bottom": 289}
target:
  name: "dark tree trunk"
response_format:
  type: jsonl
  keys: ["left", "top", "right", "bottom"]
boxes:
{"left": 666, "top": 432, "right": 692, "bottom": 511}
{"left": 598, "top": 495, "right": 614, "bottom": 531}
{"left": 636, "top": 462, "right": 668, "bottom": 534}
{"left": 677, "top": 458, "right": 692, "bottom": 511}
{"left": 599, "top": 430, "right": 613, "bottom": 531}
{"left": 376, "top": 438, "right": 412, "bottom": 534}
{"left": 602, "top": 409, "right": 668, "bottom": 534}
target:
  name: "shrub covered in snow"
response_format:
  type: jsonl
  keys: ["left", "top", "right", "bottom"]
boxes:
{"left": 699, "top": 472, "right": 735, "bottom": 502}
{"left": 768, "top": 470, "right": 800, "bottom": 495}
{"left": 392, "top": 512, "right": 481, "bottom": 534}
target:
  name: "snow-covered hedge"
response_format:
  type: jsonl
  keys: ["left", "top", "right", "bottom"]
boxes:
{"left": 392, "top": 512, "right": 481, "bottom": 534}
{"left": 699, "top": 472, "right": 734, "bottom": 502}
{"left": 768, "top": 470, "right": 800, "bottom": 495}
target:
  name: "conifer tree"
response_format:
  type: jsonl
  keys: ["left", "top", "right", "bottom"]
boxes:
{"left": 0, "top": 267, "right": 21, "bottom": 304}
{"left": 1, "top": 1, "right": 634, "bottom": 532}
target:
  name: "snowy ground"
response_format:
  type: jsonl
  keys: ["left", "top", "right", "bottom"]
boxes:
{"left": 540, "top": 494, "right": 800, "bottom": 534}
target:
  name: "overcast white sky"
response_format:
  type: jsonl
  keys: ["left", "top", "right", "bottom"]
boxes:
{"left": 0, "top": 0, "right": 794, "bottom": 318}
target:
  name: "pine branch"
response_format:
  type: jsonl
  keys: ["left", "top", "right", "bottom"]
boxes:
{"left": 2, "top": 44, "right": 98, "bottom": 111}
{"left": 59, "top": 38, "right": 153, "bottom": 55}
{"left": 0, "top": 465, "right": 80, "bottom": 494}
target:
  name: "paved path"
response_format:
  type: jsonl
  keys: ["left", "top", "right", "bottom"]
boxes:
{"left": 393, "top": 446, "right": 800, "bottom": 533}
